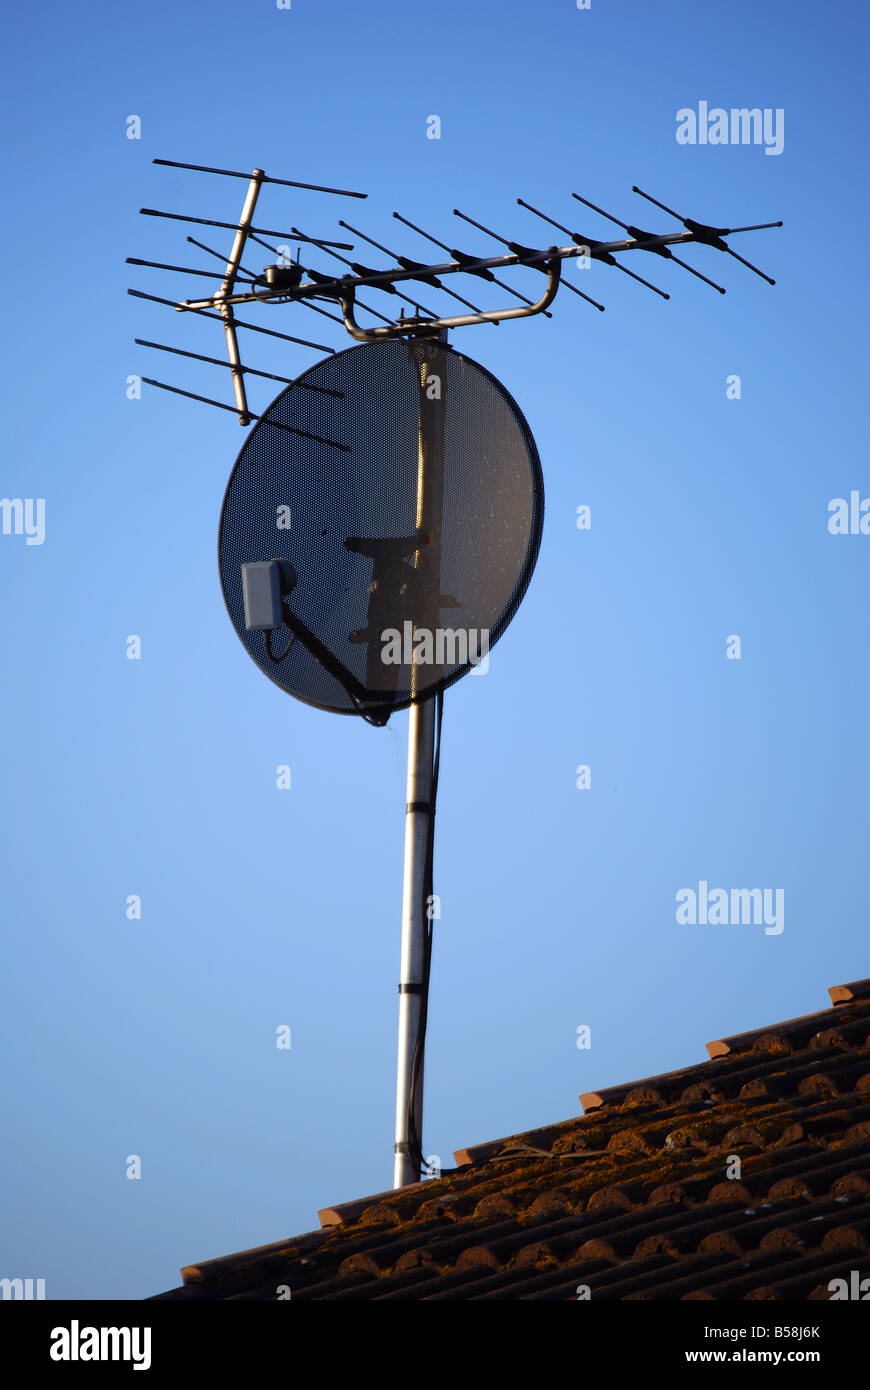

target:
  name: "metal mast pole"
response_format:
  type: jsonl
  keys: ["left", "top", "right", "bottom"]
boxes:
{"left": 393, "top": 697, "right": 436, "bottom": 1187}
{"left": 393, "top": 333, "right": 447, "bottom": 1189}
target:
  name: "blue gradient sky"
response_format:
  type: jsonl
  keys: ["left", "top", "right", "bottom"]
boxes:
{"left": 2, "top": 0, "right": 868, "bottom": 1300}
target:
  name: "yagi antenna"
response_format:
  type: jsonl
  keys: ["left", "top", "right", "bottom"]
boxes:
{"left": 125, "top": 164, "right": 778, "bottom": 411}
{"left": 128, "top": 165, "right": 781, "bottom": 419}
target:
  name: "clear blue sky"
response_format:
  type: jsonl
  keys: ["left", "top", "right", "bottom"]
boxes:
{"left": 2, "top": 0, "right": 868, "bottom": 1300}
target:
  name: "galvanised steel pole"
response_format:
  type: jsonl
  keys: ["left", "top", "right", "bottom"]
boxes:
{"left": 393, "top": 335, "right": 446, "bottom": 1188}
{"left": 393, "top": 696, "right": 436, "bottom": 1188}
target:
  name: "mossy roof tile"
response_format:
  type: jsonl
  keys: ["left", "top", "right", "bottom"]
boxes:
{"left": 150, "top": 978, "right": 870, "bottom": 1301}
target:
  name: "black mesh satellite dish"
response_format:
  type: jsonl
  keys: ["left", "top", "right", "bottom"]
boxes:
{"left": 218, "top": 337, "right": 543, "bottom": 722}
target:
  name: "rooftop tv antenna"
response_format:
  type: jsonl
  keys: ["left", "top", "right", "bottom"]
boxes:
{"left": 128, "top": 161, "right": 781, "bottom": 1190}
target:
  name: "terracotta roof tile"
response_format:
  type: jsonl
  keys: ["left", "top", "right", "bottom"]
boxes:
{"left": 151, "top": 978, "right": 870, "bottom": 1301}
{"left": 829, "top": 978, "right": 870, "bottom": 1004}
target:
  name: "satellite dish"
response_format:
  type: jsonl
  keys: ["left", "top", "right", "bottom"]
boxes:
{"left": 218, "top": 337, "right": 543, "bottom": 722}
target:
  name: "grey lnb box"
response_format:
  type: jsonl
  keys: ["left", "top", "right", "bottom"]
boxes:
{"left": 242, "top": 561, "right": 284, "bottom": 631}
